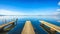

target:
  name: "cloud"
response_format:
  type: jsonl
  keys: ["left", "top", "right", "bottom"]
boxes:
{"left": 57, "top": 9, "right": 60, "bottom": 11}
{"left": 0, "top": 9, "right": 24, "bottom": 15}
{"left": 53, "top": 11, "right": 60, "bottom": 16}
{"left": 58, "top": 1, "right": 60, "bottom": 6}
{"left": 0, "top": 9, "right": 46, "bottom": 15}
{"left": 0, "top": 9, "right": 57, "bottom": 15}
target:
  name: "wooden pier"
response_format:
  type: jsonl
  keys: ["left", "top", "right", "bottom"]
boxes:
{"left": 0, "top": 21, "right": 16, "bottom": 32}
{"left": 40, "top": 21, "right": 60, "bottom": 34}
{"left": 21, "top": 21, "right": 35, "bottom": 34}
{"left": 0, "top": 18, "right": 18, "bottom": 32}
{"left": 0, "top": 21, "right": 14, "bottom": 28}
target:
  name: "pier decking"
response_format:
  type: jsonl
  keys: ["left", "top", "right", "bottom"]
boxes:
{"left": 40, "top": 21, "right": 60, "bottom": 33}
{"left": 21, "top": 21, "right": 35, "bottom": 34}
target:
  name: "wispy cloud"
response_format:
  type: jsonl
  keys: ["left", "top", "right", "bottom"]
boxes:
{"left": 0, "top": 9, "right": 57, "bottom": 15}
{"left": 58, "top": 1, "right": 60, "bottom": 5}
{"left": 57, "top": 9, "right": 60, "bottom": 11}
{"left": 0, "top": 9, "right": 25, "bottom": 15}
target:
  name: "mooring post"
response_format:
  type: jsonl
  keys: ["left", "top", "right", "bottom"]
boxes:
{"left": 15, "top": 18, "right": 18, "bottom": 25}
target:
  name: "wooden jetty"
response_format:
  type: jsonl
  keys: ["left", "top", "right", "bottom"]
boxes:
{"left": 21, "top": 21, "right": 35, "bottom": 34}
{"left": 40, "top": 21, "right": 60, "bottom": 34}
{"left": 0, "top": 18, "right": 18, "bottom": 32}
{"left": 0, "top": 21, "right": 15, "bottom": 28}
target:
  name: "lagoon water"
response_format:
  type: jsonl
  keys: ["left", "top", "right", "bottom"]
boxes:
{"left": 0, "top": 16, "right": 60, "bottom": 34}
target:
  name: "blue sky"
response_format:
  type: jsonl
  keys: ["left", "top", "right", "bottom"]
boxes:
{"left": 0, "top": 0, "right": 60, "bottom": 15}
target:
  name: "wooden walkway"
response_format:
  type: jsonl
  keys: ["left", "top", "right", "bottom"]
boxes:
{"left": 40, "top": 21, "right": 60, "bottom": 33}
{"left": 21, "top": 21, "right": 35, "bottom": 34}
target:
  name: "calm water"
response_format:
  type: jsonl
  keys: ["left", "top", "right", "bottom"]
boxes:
{"left": 0, "top": 16, "right": 60, "bottom": 34}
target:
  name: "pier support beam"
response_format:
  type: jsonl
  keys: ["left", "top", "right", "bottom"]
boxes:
{"left": 50, "top": 28, "right": 57, "bottom": 34}
{"left": 0, "top": 27, "right": 4, "bottom": 32}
